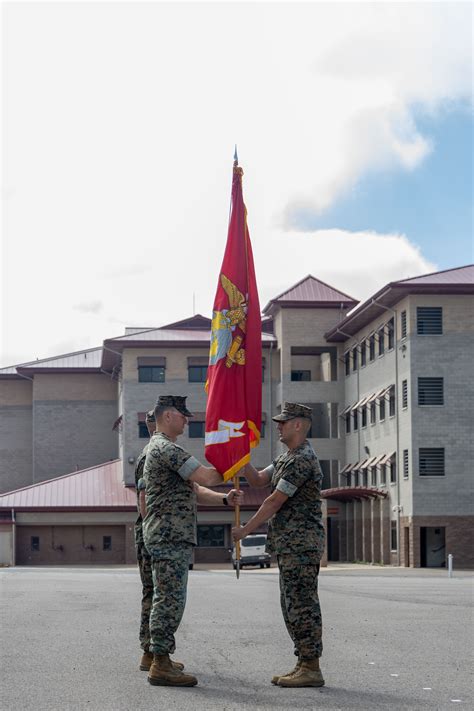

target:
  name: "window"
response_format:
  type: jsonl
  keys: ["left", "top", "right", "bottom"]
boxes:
{"left": 361, "top": 406, "right": 367, "bottom": 428}
{"left": 260, "top": 421, "right": 266, "bottom": 438}
{"left": 138, "top": 366, "right": 165, "bottom": 383}
{"left": 418, "top": 377, "right": 444, "bottom": 406}
{"left": 402, "top": 380, "right": 408, "bottom": 409}
{"left": 344, "top": 352, "right": 350, "bottom": 375}
{"left": 401, "top": 310, "right": 407, "bottom": 339}
{"left": 379, "top": 397, "right": 386, "bottom": 421}
{"left": 188, "top": 365, "right": 208, "bottom": 383}
{"left": 353, "top": 410, "right": 358, "bottom": 431}
{"left": 389, "top": 386, "right": 396, "bottom": 417}
{"left": 352, "top": 347, "right": 358, "bottom": 372}
{"left": 403, "top": 449, "right": 409, "bottom": 478}
{"left": 197, "top": 525, "right": 225, "bottom": 547}
{"left": 345, "top": 414, "right": 351, "bottom": 434}
{"left": 390, "top": 458, "right": 397, "bottom": 483}
{"left": 369, "top": 335, "right": 375, "bottom": 361}
{"left": 391, "top": 521, "right": 398, "bottom": 551}
{"left": 360, "top": 342, "right": 366, "bottom": 367}
{"left": 370, "top": 467, "right": 377, "bottom": 486}
{"left": 419, "top": 448, "right": 445, "bottom": 476}
{"left": 31, "top": 536, "right": 40, "bottom": 552}
{"left": 291, "top": 370, "right": 311, "bottom": 381}
{"left": 370, "top": 402, "right": 376, "bottom": 424}
{"left": 361, "top": 470, "right": 368, "bottom": 487}
{"left": 378, "top": 328, "right": 385, "bottom": 356}
{"left": 189, "top": 421, "right": 205, "bottom": 438}
{"left": 380, "top": 464, "right": 386, "bottom": 485}
{"left": 353, "top": 470, "right": 359, "bottom": 486}
{"left": 138, "top": 422, "right": 149, "bottom": 438}
{"left": 417, "top": 307, "right": 442, "bottom": 335}
{"left": 387, "top": 318, "right": 395, "bottom": 350}
{"left": 103, "top": 536, "right": 112, "bottom": 551}
{"left": 262, "top": 366, "right": 265, "bottom": 383}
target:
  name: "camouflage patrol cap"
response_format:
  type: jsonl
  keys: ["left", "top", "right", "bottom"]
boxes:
{"left": 272, "top": 402, "right": 312, "bottom": 422}
{"left": 145, "top": 409, "right": 155, "bottom": 423}
{"left": 155, "top": 395, "right": 194, "bottom": 417}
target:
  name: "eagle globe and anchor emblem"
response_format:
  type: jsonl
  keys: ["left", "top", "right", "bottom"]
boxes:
{"left": 205, "top": 273, "right": 248, "bottom": 447}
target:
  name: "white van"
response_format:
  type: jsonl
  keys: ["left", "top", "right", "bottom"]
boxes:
{"left": 232, "top": 533, "right": 271, "bottom": 569}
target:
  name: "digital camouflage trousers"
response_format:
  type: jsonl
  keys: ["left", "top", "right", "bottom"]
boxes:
{"left": 149, "top": 548, "right": 192, "bottom": 655}
{"left": 137, "top": 546, "right": 153, "bottom": 651}
{"left": 278, "top": 550, "right": 323, "bottom": 660}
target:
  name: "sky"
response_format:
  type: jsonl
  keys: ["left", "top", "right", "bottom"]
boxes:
{"left": 1, "top": 0, "right": 473, "bottom": 367}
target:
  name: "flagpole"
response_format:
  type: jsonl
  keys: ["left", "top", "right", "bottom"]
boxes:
{"left": 233, "top": 473, "right": 241, "bottom": 579}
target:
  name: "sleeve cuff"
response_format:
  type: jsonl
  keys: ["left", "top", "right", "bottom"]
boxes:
{"left": 178, "top": 455, "right": 201, "bottom": 480}
{"left": 276, "top": 478, "right": 298, "bottom": 497}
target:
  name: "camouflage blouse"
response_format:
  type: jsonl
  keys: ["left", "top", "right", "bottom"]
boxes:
{"left": 142, "top": 432, "right": 201, "bottom": 551}
{"left": 266, "top": 440, "right": 325, "bottom": 557}
{"left": 133, "top": 444, "right": 149, "bottom": 548}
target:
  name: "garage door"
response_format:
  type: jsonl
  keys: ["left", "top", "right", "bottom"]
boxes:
{"left": 16, "top": 525, "right": 126, "bottom": 565}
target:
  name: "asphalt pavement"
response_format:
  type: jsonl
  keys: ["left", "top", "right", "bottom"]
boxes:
{"left": 1, "top": 564, "right": 472, "bottom": 710}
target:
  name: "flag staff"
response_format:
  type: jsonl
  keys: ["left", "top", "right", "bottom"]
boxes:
{"left": 233, "top": 144, "right": 241, "bottom": 580}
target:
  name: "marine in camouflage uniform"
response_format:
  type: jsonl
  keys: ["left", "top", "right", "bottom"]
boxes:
{"left": 142, "top": 395, "right": 238, "bottom": 687}
{"left": 134, "top": 410, "right": 155, "bottom": 659}
{"left": 232, "top": 402, "right": 326, "bottom": 688}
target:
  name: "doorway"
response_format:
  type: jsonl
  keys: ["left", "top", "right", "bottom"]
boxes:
{"left": 420, "top": 526, "right": 446, "bottom": 567}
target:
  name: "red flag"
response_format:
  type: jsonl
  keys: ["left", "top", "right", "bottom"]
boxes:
{"left": 205, "top": 162, "right": 262, "bottom": 482}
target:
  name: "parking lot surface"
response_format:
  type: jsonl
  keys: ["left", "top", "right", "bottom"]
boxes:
{"left": 1, "top": 564, "right": 472, "bottom": 710}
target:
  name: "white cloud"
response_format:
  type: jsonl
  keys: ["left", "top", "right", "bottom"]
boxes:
{"left": 0, "top": 2, "right": 471, "bottom": 366}
{"left": 73, "top": 300, "right": 103, "bottom": 314}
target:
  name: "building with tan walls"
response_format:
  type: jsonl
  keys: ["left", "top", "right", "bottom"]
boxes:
{"left": 1, "top": 266, "right": 473, "bottom": 567}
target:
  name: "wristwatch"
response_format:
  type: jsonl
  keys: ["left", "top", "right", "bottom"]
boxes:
{"left": 222, "top": 494, "right": 229, "bottom": 506}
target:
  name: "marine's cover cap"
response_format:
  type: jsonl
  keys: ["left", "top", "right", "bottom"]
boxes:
{"left": 155, "top": 395, "right": 194, "bottom": 417}
{"left": 272, "top": 402, "right": 312, "bottom": 422}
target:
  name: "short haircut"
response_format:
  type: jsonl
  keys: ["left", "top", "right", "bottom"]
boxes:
{"left": 298, "top": 417, "right": 312, "bottom": 436}
{"left": 154, "top": 404, "right": 174, "bottom": 421}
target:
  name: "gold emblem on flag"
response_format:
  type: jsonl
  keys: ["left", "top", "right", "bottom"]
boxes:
{"left": 209, "top": 274, "right": 247, "bottom": 368}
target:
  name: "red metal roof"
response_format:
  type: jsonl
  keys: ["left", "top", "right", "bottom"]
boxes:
{"left": 322, "top": 486, "right": 388, "bottom": 502}
{"left": 263, "top": 275, "right": 358, "bottom": 314}
{"left": 0, "top": 460, "right": 135, "bottom": 510}
{"left": 0, "top": 463, "right": 269, "bottom": 512}
{"left": 395, "top": 264, "right": 474, "bottom": 286}
{"left": 325, "top": 264, "right": 474, "bottom": 341}
{"left": 1, "top": 348, "right": 103, "bottom": 379}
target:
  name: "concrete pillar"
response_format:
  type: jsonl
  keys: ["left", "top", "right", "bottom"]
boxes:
{"left": 346, "top": 503, "right": 354, "bottom": 562}
{"left": 371, "top": 498, "right": 381, "bottom": 564}
{"left": 339, "top": 503, "right": 347, "bottom": 561}
{"left": 380, "top": 497, "right": 391, "bottom": 565}
{"left": 354, "top": 501, "right": 363, "bottom": 561}
{"left": 361, "top": 499, "right": 371, "bottom": 563}
{"left": 321, "top": 499, "right": 328, "bottom": 567}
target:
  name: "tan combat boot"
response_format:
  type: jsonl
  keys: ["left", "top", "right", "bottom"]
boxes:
{"left": 139, "top": 650, "right": 184, "bottom": 672}
{"left": 147, "top": 653, "right": 197, "bottom": 687}
{"left": 277, "top": 658, "right": 324, "bottom": 687}
{"left": 271, "top": 660, "right": 301, "bottom": 685}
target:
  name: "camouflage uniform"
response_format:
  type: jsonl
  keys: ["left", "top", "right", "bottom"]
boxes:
{"left": 134, "top": 443, "right": 153, "bottom": 652}
{"left": 142, "top": 431, "right": 201, "bottom": 656}
{"left": 268, "top": 404, "right": 325, "bottom": 660}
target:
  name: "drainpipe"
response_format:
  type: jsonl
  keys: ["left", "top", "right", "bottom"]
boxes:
{"left": 268, "top": 341, "right": 274, "bottom": 459}
{"left": 335, "top": 327, "right": 361, "bottom": 470}
{"left": 16, "top": 370, "right": 35, "bottom": 484}
{"left": 11, "top": 508, "right": 16, "bottom": 566}
{"left": 371, "top": 299, "right": 401, "bottom": 566}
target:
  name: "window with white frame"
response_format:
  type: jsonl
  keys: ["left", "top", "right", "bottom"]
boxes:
{"left": 402, "top": 380, "right": 408, "bottom": 409}
{"left": 401, "top": 310, "right": 407, "bottom": 339}
{"left": 403, "top": 449, "right": 409, "bottom": 478}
